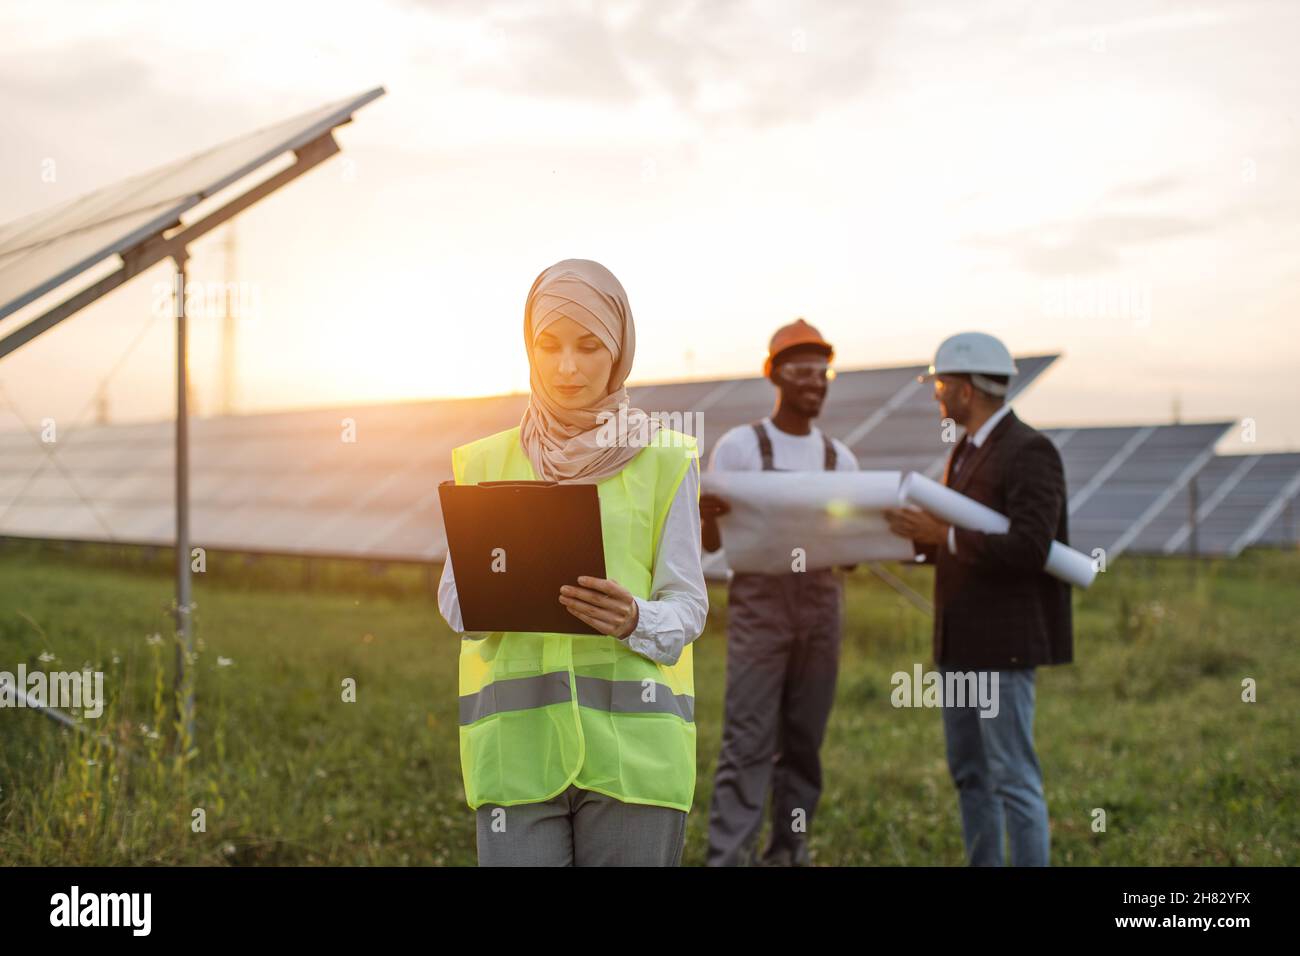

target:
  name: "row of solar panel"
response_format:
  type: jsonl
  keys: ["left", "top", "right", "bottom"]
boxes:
{"left": 0, "top": 358, "right": 1295, "bottom": 568}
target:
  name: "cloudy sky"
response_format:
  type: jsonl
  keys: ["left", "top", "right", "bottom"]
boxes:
{"left": 1, "top": 0, "right": 1297, "bottom": 451}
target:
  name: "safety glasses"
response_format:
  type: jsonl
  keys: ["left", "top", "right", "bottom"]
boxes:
{"left": 778, "top": 362, "right": 836, "bottom": 383}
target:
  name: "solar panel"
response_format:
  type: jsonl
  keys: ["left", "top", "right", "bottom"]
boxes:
{"left": 1252, "top": 486, "right": 1300, "bottom": 549}
{"left": 0, "top": 358, "right": 1056, "bottom": 562}
{"left": 0, "top": 88, "right": 385, "bottom": 323}
{"left": 646, "top": 354, "right": 1058, "bottom": 472}
{"left": 6, "top": 353, "right": 1289, "bottom": 568}
{"left": 1044, "top": 422, "right": 1232, "bottom": 560}
{"left": 1139, "top": 452, "right": 1300, "bottom": 556}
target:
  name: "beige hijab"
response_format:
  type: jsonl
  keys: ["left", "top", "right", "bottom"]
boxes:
{"left": 519, "top": 259, "right": 661, "bottom": 484}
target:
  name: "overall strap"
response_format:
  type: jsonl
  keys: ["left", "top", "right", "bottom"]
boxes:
{"left": 753, "top": 420, "right": 837, "bottom": 470}
{"left": 751, "top": 422, "right": 775, "bottom": 471}
{"left": 823, "top": 433, "right": 837, "bottom": 470}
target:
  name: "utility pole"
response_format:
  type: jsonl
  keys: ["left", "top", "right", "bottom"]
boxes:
{"left": 220, "top": 224, "right": 238, "bottom": 415}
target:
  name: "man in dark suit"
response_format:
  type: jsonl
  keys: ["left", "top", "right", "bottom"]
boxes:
{"left": 885, "top": 332, "right": 1072, "bottom": 866}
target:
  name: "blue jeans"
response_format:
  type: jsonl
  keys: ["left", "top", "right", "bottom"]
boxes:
{"left": 939, "top": 667, "right": 1050, "bottom": 866}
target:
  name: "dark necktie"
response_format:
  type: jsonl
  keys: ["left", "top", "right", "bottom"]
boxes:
{"left": 948, "top": 438, "right": 973, "bottom": 485}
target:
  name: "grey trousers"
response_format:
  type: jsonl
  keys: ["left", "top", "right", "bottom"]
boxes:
{"left": 475, "top": 785, "right": 687, "bottom": 866}
{"left": 706, "top": 569, "right": 844, "bottom": 866}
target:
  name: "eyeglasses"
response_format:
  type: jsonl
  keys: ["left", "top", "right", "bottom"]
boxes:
{"left": 778, "top": 362, "right": 836, "bottom": 383}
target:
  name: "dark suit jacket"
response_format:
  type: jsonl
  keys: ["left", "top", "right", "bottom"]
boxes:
{"left": 914, "top": 409, "right": 1073, "bottom": 669}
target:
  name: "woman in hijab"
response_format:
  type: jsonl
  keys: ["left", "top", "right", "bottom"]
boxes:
{"left": 437, "top": 258, "right": 708, "bottom": 866}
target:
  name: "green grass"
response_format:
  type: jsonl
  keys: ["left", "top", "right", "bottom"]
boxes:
{"left": 0, "top": 539, "right": 1295, "bottom": 865}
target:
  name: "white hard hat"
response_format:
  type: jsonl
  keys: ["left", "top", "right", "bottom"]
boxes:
{"left": 920, "top": 332, "right": 1018, "bottom": 396}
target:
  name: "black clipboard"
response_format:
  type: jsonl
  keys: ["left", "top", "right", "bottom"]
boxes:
{"left": 438, "top": 479, "right": 607, "bottom": 635}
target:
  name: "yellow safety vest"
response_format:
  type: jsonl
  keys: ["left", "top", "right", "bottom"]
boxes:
{"left": 450, "top": 425, "right": 699, "bottom": 812}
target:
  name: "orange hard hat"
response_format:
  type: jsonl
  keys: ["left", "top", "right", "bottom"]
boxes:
{"left": 763, "top": 318, "right": 834, "bottom": 378}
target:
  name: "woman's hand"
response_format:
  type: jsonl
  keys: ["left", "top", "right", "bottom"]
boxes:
{"left": 559, "top": 576, "right": 639, "bottom": 638}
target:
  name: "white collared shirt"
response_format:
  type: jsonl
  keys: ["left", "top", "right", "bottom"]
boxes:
{"left": 947, "top": 403, "right": 1013, "bottom": 554}
{"left": 969, "top": 402, "right": 1013, "bottom": 450}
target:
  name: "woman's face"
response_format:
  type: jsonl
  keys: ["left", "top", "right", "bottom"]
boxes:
{"left": 533, "top": 315, "right": 614, "bottom": 409}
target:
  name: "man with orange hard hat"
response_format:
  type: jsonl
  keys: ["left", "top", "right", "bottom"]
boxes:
{"left": 700, "top": 318, "right": 859, "bottom": 866}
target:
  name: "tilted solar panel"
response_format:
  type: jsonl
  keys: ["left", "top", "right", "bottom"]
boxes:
{"left": 0, "top": 88, "right": 385, "bottom": 322}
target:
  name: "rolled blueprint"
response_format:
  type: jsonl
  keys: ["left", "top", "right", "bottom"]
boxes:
{"left": 897, "top": 471, "right": 1098, "bottom": 588}
{"left": 703, "top": 470, "right": 913, "bottom": 574}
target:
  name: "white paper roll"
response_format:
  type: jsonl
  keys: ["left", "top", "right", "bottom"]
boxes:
{"left": 898, "top": 471, "right": 1097, "bottom": 589}
{"left": 704, "top": 470, "right": 913, "bottom": 574}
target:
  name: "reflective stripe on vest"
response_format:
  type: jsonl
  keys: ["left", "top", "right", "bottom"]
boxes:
{"left": 450, "top": 425, "right": 699, "bottom": 811}
{"left": 459, "top": 673, "right": 696, "bottom": 724}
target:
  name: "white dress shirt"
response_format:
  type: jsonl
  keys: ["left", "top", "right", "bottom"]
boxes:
{"left": 437, "top": 456, "right": 709, "bottom": 667}
{"left": 946, "top": 403, "right": 1014, "bottom": 555}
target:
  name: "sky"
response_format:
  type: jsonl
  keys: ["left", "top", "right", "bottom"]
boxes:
{"left": 1, "top": 0, "right": 1297, "bottom": 452}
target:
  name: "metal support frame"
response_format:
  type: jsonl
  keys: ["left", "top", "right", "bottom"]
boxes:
{"left": 0, "top": 674, "right": 135, "bottom": 760}
{"left": 866, "top": 561, "right": 933, "bottom": 615}
{"left": 0, "top": 127, "right": 351, "bottom": 757}
{"left": 173, "top": 251, "right": 194, "bottom": 752}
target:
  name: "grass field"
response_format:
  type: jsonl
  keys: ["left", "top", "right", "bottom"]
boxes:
{"left": 0, "top": 539, "right": 1295, "bottom": 866}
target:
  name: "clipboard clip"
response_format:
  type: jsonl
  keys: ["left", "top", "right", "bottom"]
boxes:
{"left": 438, "top": 479, "right": 560, "bottom": 488}
{"left": 479, "top": 480, "right": 559, "bottom": 487}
